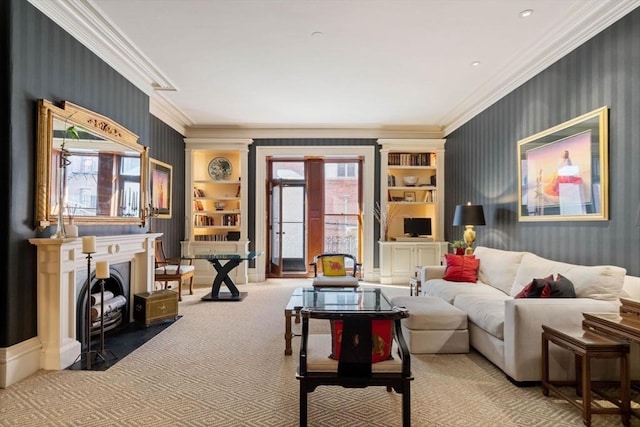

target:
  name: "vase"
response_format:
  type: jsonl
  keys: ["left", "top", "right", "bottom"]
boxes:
{"left": 52, "top": 165, "right": 67, "bottom": 239}
{"left": 66, "top": 219, "right": 78, "bottom": 238}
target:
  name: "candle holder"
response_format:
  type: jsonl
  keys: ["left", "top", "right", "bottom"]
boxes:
{"left": 95, "top": 277, "right": 116, "bottom": 365}
{"left": 72, "top": 248, "right": 110, "bottom": 370}
{"left": 145, "top": 204, "right": 159, "bottom": 233}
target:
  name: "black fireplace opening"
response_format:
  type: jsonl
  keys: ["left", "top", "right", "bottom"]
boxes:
{"left": 76, "top": 262, "right": 131, "bottom": 352}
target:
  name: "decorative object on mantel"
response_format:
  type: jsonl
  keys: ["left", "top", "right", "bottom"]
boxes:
{"left": 145, "top": 204, "right": 159, "bottom": 234}
{"left": 51, "top": 122, "right": 78, "bottom": 239}
{"left": 452, "top": 203, "right": 486, "bottom": 255}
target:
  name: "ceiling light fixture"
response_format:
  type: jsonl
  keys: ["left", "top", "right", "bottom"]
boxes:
{"left": 311, "top": 31, "right": 323, "bottom": 38}
{"left": 471, "top": 61, "right": 481, "bottom": 67}
{"left": 519, "top": 9, "right": 533, "bottom": 18}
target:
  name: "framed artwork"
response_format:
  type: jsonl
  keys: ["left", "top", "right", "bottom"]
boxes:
{"left": 518, "top": 106, "right": 608, "bottom": 222}
{"left": 404, "top": 191, "right": 416, "bottom": 202}
{"left": 150, "top": 158, "right": 172, "bottom": 218}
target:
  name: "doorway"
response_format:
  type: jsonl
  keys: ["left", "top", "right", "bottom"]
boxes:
{"left": 267, "top": 158, "right": 362, "bottom": 278}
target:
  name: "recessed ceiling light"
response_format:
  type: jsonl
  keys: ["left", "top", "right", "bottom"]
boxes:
{"left": 519, "top": 9, "right": 533, "bottom": 18}
{"left": 471, "top": 61, "right": 481, "bottom": 67}
{"left": 311, "top": 31, "right": 323, "bottom": 38}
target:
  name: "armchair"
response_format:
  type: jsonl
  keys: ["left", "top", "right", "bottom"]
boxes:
{"left": 309, "top": 253, "right": 361, "bottom": 288}
{"left": 296, "top": 299, "right": 412, "bottom": 426}
{"left": 154, "top": 239, "right": 195, "bottom": 301}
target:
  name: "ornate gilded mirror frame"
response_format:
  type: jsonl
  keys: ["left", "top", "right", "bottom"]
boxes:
{"left": 36, "top": 99, "right": 148, "bottom": 229}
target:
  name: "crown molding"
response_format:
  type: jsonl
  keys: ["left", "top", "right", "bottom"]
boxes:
{"left": 27, "top": 0, "right": 184, "bottom": 121}
{"left": 443, "top": 0, "right": 640, "bottom": 135}
{"left": 29, "top": 0, "right": 640, "bottom": 136}
{"left": 183, "top": 125, "right": 444, "bottom": 140}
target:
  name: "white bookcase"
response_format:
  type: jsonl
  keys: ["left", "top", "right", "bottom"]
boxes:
{"left": 378, "top": 139, "right": 447, "bottom": 284}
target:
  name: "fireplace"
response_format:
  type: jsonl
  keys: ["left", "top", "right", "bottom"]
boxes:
{"left": 28, "top": 234, "right": 161, "bottom": 371}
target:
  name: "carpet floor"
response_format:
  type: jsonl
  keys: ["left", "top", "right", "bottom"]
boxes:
{"left": 0, "top": 279, "right": 637, "bottom": 426}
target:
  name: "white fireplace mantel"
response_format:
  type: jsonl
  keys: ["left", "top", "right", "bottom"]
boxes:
{"left": 27, "top": 233, "right": 161, "bottom": 373}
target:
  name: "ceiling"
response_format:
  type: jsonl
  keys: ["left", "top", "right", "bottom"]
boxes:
{"left": 29, "top": 0, "right": 640, "bottom": 137}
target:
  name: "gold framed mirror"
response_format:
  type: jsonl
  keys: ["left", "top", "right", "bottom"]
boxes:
{"left": 36, "top": 99, "right": 148, "bottom": 229}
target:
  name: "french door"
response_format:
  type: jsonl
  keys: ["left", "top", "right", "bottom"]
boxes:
{"left": 267, "top": 158, "right": 362, "bottom": 278}
{"left": 269, "top": 179, "right": 306, "bottom": 276}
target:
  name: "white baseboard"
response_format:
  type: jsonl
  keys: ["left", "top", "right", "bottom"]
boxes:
{"left": 0, "top": 338, "right": 42, "bottom": 388}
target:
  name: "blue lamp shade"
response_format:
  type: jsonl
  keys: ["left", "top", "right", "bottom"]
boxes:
{"left": 452, "top": 204, "right": 486, "bottom": 226}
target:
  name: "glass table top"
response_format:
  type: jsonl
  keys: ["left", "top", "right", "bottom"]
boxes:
{"left": 299, "top": 287, "right": 393, "bottom": 313}
{"left": 193, "top": 251, "right": 263, "bottom": 261}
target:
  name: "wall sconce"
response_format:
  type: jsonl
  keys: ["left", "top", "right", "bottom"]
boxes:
{"left": 453, "top": 203, "right": 486, "bottom": 255}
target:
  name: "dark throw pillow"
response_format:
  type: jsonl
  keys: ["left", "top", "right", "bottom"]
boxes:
{"left": 515, "top": 274, "right": 576, "bottom": 299}
{"left": 515, "top": 275, "right": 553, "bottom": 298}
{"left": 547, "top": 274, "right": 577, "bottom": 298}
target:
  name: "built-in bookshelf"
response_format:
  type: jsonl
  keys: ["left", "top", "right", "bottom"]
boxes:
{"left": 182, "top": 139, "right": 252, "bottom": 285}
{"left": 378, "top": 139, "right": 447, "bottom": 284}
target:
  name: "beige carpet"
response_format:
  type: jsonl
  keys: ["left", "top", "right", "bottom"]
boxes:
{"left": 0, "top": 279, "right": 636, "bottom": 426}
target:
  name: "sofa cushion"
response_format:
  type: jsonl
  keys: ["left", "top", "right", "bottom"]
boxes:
{"left": 454, "top": 294, "right": 510, "bottom": 340}
{"left": 443, "top": 254, "right": 480, "bottom": 282}
{"left": 391, "top": 296, "right": 467, "bottom": 330}
{"left": 422, "top": 279, "right": 507, "bottom": 305}
{"left": 510, "top": 253, "right": 626, "bottom": 301}
{"left": 473, "top": 247, "right": 528, "bottom": 295}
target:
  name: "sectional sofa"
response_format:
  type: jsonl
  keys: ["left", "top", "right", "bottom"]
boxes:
{"left": 419, "top": 246, "right": 640, "bottom": 383}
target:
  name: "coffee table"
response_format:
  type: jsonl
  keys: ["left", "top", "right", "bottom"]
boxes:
{"left": 284, "top": 288, "right": 305, "bottom": 355}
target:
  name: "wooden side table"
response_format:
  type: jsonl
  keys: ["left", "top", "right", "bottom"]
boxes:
{"left": 541, "top": 325, "right": 630, "bottom": 427}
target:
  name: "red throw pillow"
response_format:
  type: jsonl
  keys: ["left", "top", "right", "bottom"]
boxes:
{"left": 442, "top": 254, "right": 480, "bottom": 283}
{"left": 330, "top": 319, "right": 394, "bottom": 363}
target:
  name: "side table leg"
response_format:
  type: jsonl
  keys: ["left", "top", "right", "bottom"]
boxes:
{"left": 285, "top": 309, "right": 293, "bottom": 356}
{"left": 541, "top": 333, "right": 550, "bottom": 396}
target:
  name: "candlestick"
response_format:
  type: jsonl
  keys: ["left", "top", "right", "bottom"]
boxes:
{"left": 96, "top": 261, "right": 109, "bottom": 279}
{"left": 82, "top": 236, "right": 96, "bottom": 254}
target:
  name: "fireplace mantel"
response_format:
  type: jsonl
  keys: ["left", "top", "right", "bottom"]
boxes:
{"left": 28, "top": 233, "right": 161, "bottom": 371}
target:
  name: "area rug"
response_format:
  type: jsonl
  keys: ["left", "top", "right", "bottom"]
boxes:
{"left": 67, "top": 316, "right": 181, "bottom": 371}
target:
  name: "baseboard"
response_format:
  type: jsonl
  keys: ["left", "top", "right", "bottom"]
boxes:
{"left": 0, "top": 337, "right": 42, "bottom": 388}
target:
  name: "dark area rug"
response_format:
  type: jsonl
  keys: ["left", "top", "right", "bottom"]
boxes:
{"left": 68, "top": 316, "right": 181, "bottom": 371}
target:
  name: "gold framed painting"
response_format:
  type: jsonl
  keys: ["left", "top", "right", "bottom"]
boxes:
{"left": 518, "top": 106, "right": 608, "bottom": 222}
{"left": 150, "top": 158, "right": 172, "bottom": 219}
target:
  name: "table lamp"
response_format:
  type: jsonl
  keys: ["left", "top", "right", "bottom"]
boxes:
{"left": 452, "top": 203, "right": 486, "bottom": 255}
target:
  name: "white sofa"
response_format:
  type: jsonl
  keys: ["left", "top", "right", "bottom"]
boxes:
{"left": 419, "top": 246, "right": 640, "bottom": 383}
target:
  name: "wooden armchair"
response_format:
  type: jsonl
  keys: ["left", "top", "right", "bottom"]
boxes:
{"left": 309, "top": 253, "right": 361, "bottom": 288}
{"left": 296, "top": 301, "right": 412, "bottom": 426}
{"left": 154, "top": 239, "right": 195, "bottom": 301}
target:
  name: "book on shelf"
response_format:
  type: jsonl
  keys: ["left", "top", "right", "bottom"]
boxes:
{"left": 388, "top": 152, "right": 435, "bottom": 166}
{"left": 193, "top": 187, "right": 206, "bottom": 197}
{"left": 194, "top": 214, "right": 214, "bottom": 226}
{"left": 194, "top": 200, "right": 204, "bottom": 211}
{"left": 195, "top": 234, "right": 229, "bottom": 242}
